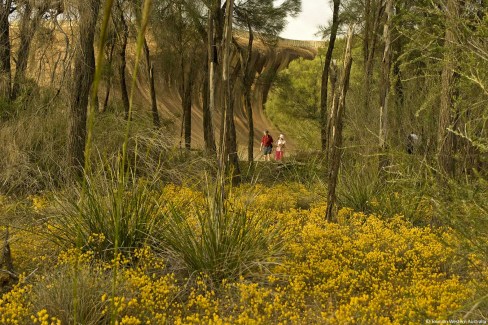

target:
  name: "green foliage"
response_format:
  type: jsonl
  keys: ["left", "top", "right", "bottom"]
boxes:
{"left": 268, "top": 57, "right": 322, "bottom": 120}
{"left": 269, "top": 52, "right": 321, "bottom": 142}
{"left": 337, "top": 163, "right": 381, "bottom": 214}
{"left": 50, "top": 168, "right": 162, "bottom": 259}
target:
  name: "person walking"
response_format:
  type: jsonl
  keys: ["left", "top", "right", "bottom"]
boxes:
{"left": 275, "top": 134, "right": 286, "bottom": 161}
{"left": 260, "top": 130, "right": 274, "bottom": 161}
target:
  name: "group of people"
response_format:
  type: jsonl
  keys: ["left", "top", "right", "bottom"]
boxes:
{"left": 259, "top": 130, "right": 419, "bottom": 161}
{"left": 260, "top": 130, "right": 286, "bottom": 161}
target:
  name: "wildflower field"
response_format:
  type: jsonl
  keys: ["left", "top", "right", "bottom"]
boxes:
{"left": 1, "top": 180, "right": 486, "bottom": 324}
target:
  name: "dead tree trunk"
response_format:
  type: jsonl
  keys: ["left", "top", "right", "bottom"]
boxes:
{"left": 67, "top": 0, "right": 100, "bottom": 177}
{"left": 378, "top": 0, "right": 393, "bottom": 177}
{"left": 326, "top": 27, "right": 354, "bottom": 222}
{"left": 320, "top": 0, "right": 340, "bottom": 152}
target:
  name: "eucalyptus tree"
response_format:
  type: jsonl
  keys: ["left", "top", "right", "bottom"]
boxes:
{"left": 113, "top": 0, "right": 130, "bottom": 120}
{"left": 326, "top": 26, "right": 354, "bottom": 222}
{"left": 67, "top": 0, "right": 100, "bottom": 177}
{"left": 132, "top": 0, "right": 165, "bottom": 128}
{"left": 155, "top": 1, "right": 206, "bottom": 150}
{"left": 320, "top": 0, "right": 340, "bottom": 152}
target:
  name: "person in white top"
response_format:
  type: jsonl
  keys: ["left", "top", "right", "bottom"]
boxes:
{"left": 275, "top": 134, "right": 286, "bottom": 161}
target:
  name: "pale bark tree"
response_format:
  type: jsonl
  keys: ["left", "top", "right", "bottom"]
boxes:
{"left": 326, "top": 26, "right": 353, "bottom": 222}
{"left": 320, "top": 0, "right": 340, "bottom": 152}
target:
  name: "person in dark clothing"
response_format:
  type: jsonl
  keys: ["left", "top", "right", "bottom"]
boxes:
{"left": 406, "top": 133, "right": 418, "bottom": 154}
{"left": 260, "top": 130, "right": 274, "bottom": 161}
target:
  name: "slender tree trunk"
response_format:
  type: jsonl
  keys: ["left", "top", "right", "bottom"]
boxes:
{"left": 0, "top": 0, "right": 12, "bottom": 101}
{"left": 362, "top": 0, "right": 385, "bottom": 113}
{"left": 143, "top": 37, "right": 161, "bottom": 128}
{"left": 320, "top": 0, "right": 340, "bottom": 152}
{"left": 183, "top": 66, "right": 193, "bottom": 150}
{"left": 204, "top": 7, "right": 217, "bottom": 153}
{"left": 245, "top": 87, "right": 254, "bottom": 162}
{"left": 101, "top": 40, "right": 116, "bottom": 113}
{"left": 222, "top": 0, "right": 240, "bottom": 184}
{"left": 236, "top": 21, "right": 255, "bottom": 163}
{"left": 326, "top": 61, "right": 338, "bottom": 161}
{"left": 326, "top": 26, "right": 353, "bottom": 222}
{"left": 117, "top": 1, "right": 130, "bottom": 120}
{"left": 438, "top": 0, "right": 459, "bottom": 177}
{"left": 67, "top": 0, "right": 100, "bottom": 177}
{"left": 378, "top": 0, "right": 393, "bottom": 177}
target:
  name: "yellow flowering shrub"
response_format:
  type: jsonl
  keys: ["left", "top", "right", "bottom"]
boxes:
{"left": 0, "top": 183, "right": 485, "bottom": 324}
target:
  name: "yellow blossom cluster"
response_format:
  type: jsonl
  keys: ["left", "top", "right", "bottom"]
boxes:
{"left": 0, "top": 183, "right": 485, "bottom": 324}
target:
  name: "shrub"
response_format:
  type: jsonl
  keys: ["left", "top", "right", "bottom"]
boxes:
{"left": 48, "top": 169, "right": 162, "bottom": 259}
{"left": 156, "top": 198, "right": 285, "bottom": 281}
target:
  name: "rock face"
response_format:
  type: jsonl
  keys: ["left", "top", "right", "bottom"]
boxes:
{"left": 26, "top": 26, "right": 319, "bottom": 152}
{"left": 147, "top": 36, "right": 318, "bottom": 153}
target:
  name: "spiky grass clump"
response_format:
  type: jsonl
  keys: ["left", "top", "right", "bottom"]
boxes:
{"left": 157, "top": 200, "right": 284, "bottom": 281}
{"left": 49, "top": 169, "right": 161, "bottom": 258}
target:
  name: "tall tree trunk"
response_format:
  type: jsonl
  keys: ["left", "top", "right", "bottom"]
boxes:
{"left": 234, "top": 20, "right": 255, "bottom": 163}
{"left": 378, "top": 0, "right": 393, "bottom": 177}
{"left": 326, "top": 26, "right": 353, "bottom": 222}
{"left": 183, "top": 66, "right": 193, "bottom": 150}
{"left": 244, "top": 29, "right": 254, "bottom": 163}
{"left": 438, "top": 0, "right": 459, "bottom": 177}
{"left": 67, "top": 0, "right": 100, "bottom": 177}
{"left": 222, "top": 0, "right": 240, "bottom": 184}
{"left": 362, "top": 0, "right": 385, "bottom": 113}
{"left": 320, "top": 0, "right": 340, "bottom": 152}
{"left": 117, "top": 1, "right": 130, "bottom": 120}
{"left": 0, "top": 0, "right": 12, "bottom": 101}
{"left": 143, "top": 38, "right": 161, "bottom": 128}
{"left": 204, "top": 7, "right": 217, "bottom": 153}
{"left": 325, "top": 61, "right": 338, "bottom": 161}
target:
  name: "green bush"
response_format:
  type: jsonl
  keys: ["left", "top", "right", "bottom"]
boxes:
{"left": 156, "top": 198, "right": 285, "bottom": 281}
{"left": 49, "top": 168, "right": 162, "bottom": 259}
